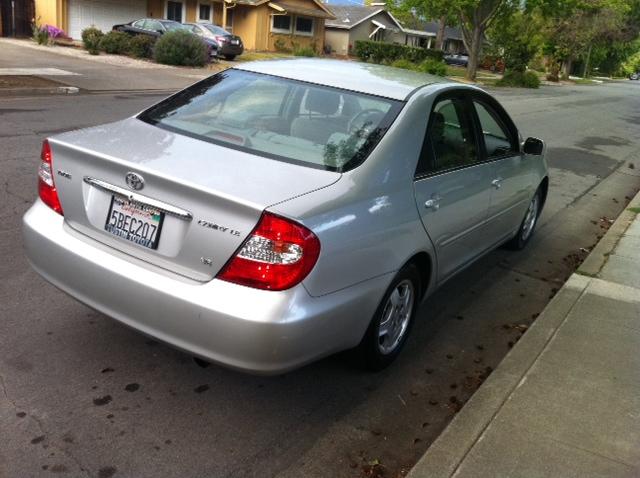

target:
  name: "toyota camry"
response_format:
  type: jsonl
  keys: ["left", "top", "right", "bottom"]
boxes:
{"left": 23, "top": 59, "right": 548, "bottom": 374}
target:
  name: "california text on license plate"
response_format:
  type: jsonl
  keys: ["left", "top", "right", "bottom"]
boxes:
{"left": 104, "top": 196, "right": 164, "bottom": 249}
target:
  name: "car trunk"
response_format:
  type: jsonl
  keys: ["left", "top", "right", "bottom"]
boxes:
{"left": 48, "top": 118, "right": 340, "bottom": 281}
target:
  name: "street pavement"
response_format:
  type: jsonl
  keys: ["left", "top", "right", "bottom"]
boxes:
{"left": 409, "top": 190, "right": 640, "bottom": 478}
{"left": 1, "top": 54, "right": 640, "bottom": 477}
{"left": 0, "top": 39, "right": 212, "bottom": 92}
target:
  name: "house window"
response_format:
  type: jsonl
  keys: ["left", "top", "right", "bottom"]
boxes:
{"left": 271, "top": 14, "right": 291, "bottom": 33}
{"left": 166, "top": 1, "right": 184, "bottom": 22}
{"left": 294, "top": 16, "right": 313, "bottom": 36}
{"left": 372, "top": 28, "right": 384, "bottom": 42}
{"left": 225, "top": 9, "right": 234, "bottom": 31}
{"left": 198, "top": 3, "right": 212, "bottom": 22}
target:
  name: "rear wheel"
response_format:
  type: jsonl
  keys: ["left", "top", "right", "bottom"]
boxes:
{"left": 507, "top": 189, "right": 541, "bottom": 250}
{"left": 224, "top": 54, "right": 236, "bottom": 60}
{"left": 360, "top": 265, "right": 420, "bottom": 371}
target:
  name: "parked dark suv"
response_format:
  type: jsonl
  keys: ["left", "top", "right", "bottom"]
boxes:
{"left": 184, "top": 22, "right": 243, "bottom": 60}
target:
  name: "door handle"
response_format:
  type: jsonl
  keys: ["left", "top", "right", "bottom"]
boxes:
{"left": 424, "top": 195, "right": 441, "bottom": 211}
{"left": 491, "top": 178, "right": 503, "bottom": 189}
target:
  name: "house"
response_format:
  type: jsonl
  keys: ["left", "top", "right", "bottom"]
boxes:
{"left": 324, "top": 5, "right": 402, "bottom": 56}
{"left": 32, "top": 0, "right": 334, "bottom": 51}
{"left": 324, "top": 4, "right": 465, "bottom": 56}
{"left": 396, "top": 19, "right": 465, "bottom": 54}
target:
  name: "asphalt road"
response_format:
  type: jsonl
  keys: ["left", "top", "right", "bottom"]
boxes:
{"left": 1, "top": 82, "right": 640, "bottom": 478}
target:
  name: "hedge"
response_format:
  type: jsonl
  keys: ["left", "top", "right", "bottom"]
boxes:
{"left": 98, "top": 31, "right": 131, "bottom": 55}
{"left": 154, "top": 30, "right": 209, "bottom": 67}
{"left": 128, "top": 35, "right": 156, "bottom": 59}
{"left": 496, "top": 70, "right": 540, "bottom": 88}
{"left": 81, "top": 27, "right": 103, "bottom": 55}
{"left": 354, "top": 40, "right": 444, "bottom": 64}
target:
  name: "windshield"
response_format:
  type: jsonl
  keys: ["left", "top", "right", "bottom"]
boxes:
{"left": 203, "top": 24, "right": 229, "bottom": 35}
{"left": 161, "top": 21, "right": 190, "bottom": 31}
{"left": 138, "top": 69, "right": 403, "bottom": 172}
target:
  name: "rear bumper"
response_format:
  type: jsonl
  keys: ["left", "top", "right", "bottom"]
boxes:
{"left": 23, "top": 200, "right": 389, "bottom": 374}
{"left": 219, "top": 44, "right": 243, "bottom": 56}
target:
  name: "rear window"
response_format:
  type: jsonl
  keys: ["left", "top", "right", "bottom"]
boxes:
{"left": 138, "top": 69, "right": 403, "bottom": 172}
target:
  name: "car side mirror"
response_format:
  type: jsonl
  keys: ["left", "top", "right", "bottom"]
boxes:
{"left": 523, "top": 137, "right": 544, "bottom": 155}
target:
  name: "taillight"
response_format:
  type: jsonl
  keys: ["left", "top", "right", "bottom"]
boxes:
{"left": 217, "top": 212, "right": 320, "bottom": 291}
{"left": 38, "top": 140, "right": 63, "bottom": 215}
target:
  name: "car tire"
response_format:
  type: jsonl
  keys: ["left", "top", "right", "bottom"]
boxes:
{"left": 224, "top": 54, "right": 236, "bottom": 61}
{"left": 506, "top": 188, "right": 542, "bottom": 250}
{"left": 359, "top": 264, "right": 421, "bottom": 371}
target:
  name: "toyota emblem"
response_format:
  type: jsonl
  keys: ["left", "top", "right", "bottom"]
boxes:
{"left": 125, "top": 172, "right": 145, "bottom": 191}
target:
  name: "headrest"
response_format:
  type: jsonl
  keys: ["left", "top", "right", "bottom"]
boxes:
{"left": 305, "top": 89, "right": 340, "bottom": 116}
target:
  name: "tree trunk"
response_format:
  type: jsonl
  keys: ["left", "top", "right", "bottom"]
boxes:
{"left": 561, "top": 57, "right": 572, "bottom": 80}
{"left": 465, "top": 26, "right": 483, "bottom": 81}
{"left": 582, "top": 44, "right": 592, "bottom": 78}
{"left": 435, "top": 16, "right": 446, "bottom": 50}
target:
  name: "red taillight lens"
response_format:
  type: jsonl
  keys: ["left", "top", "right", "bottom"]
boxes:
{"left": 38, "top": 140, "right": 63, "bottom": 215}
{"left": 217, "top": 212, "right": 320, "bottom": 291}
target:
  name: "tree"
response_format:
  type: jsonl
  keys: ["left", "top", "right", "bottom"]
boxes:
{"left": 391, "top": 0, "right": 518, "bottom": 80}
{"left": 487, "top": 8, "right": 543, "bottom": 72}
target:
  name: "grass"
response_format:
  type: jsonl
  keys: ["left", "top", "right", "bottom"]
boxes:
{"left": 627, "top": 207, "right": 640, "bottom": 214}
{"left": 445, "top": 65, "right": 467, "bottom": 77}
{"left": 233, "top": 51, "right": 294, "bottom": 63}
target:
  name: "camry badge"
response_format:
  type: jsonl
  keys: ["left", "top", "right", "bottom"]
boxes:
{"left": 125, "top": 172, "right": 145, "bottom": 191}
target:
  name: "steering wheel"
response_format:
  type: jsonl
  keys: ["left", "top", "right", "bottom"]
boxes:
{"left": 348, "top": 109, "right": 385, "bottom": 137}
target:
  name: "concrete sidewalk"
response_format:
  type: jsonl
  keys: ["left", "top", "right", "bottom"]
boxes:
{"left": 0, "top": 39, "right": 213, "bottom": 92}
{"left": 409, "top": 194, "right": 640, "bottom": 477}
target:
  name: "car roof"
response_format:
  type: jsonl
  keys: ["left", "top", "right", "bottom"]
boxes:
{"left": 234, "top": 58, "right": 450, "bottom": 101}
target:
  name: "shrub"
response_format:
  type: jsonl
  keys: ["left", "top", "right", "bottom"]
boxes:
{"left": 354, "top": 40, "right": 444, "bottom": 64}
{"left": 497, "top": 70, "right": 540, "bottom": 88}
{"left": 128, "top": 34, "right": 156, "bottom": 58}
{"left": 154, "top": 30, "right": 208, "bottom": 67}
{"left": 81, "top": 27, "right": 103, "bottom": 55}
{"left": 98, "top": 30, "right": 131, "bottom": 54}
{"left": 273, "top": 37, "right": 290, "bottom": 53}
{"left": 32, "top": 26, "right": 49, "bottom": 45}
{"left": 390, "top": 59, "right": 417, "bottom": 71}
{"left": 293, "top": 46, "right": 315, "bottom": 57}
{"left": 419, "top": 58, "right": 447, "bottom": 76}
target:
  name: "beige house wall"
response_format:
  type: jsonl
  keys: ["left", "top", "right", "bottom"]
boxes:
{"left": 324, "top": 28, "right": 348, "bottom": 55}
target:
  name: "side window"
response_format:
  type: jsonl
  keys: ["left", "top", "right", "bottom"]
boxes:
{"left": 146, "top": 20, "right": 162, "bottom": 32}
{"left": 474, "top": 101, "right": 517, "bottom": 158}
{"left": 427, "top": 98, "right": 477, "bottom": 173}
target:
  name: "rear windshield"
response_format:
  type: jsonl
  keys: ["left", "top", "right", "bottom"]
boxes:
{"left": 138, "top": 69, "right": 403, "bottom": 172}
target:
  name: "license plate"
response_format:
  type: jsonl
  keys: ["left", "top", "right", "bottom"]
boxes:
{"left": 104, "top": 196, "right": 164, "bottom": 250}
{"left": 231, "top": 39, "right": 239, "bottom": 45}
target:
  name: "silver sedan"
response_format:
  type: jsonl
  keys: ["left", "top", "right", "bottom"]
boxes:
{"left": 23, "top": 59, "right": 548, "bottom": 374}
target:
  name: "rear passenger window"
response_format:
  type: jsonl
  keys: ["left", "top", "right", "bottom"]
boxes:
{"left": 474, "top": 101, "right": 517, "bottom": 158}
{"left": 427, "top": 98, "right": 477, "bottom": 172}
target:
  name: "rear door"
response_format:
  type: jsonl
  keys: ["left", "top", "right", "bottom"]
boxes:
{"left": 470, "top": 93, "right": 532, "bottom": 244}
{"left": 413, "top": 92, "right": 493, "bottom": 282}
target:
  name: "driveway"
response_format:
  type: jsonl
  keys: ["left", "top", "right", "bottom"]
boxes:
{"left": 1, "top": 81, "right": 639, "bottom": 477}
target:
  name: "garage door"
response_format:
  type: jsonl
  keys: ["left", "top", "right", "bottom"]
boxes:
{"left": 67, "top": 0, "right": 146, "bottom": 39}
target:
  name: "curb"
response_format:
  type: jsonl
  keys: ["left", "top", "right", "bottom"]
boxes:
{"left": 577, "top": 201, "right": 638, "bottom": 277}
{"left": 407, "top": 188, "right": 640, "bottom": 478}
{"left": 0, "top": 86, "right": 80, "bottom": 97}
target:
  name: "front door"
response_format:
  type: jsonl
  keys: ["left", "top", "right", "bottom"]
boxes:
{"left": 413, "top": 93, "right": 493, "bottom": 282}
{"left": 166, "top": 1, "right": 183, "bottom": 22}
{"left": 470, "top": 94, "right": 531, "bottom": 244}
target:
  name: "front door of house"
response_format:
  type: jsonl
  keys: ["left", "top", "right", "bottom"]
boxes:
{"left": 167, "top": 1, "right": 183, "bottom": 22}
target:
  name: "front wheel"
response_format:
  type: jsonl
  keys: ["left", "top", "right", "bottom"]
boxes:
{"left": 224, "top": 54, "right": 236, "bottom": 61}
{"left": 506, "top": 189, "right": 541, "bottom": 250}
{"left": 360, "top": 265, "right": 420, "bottom": 371}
